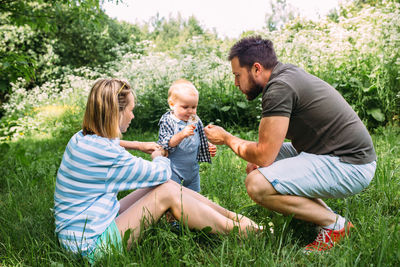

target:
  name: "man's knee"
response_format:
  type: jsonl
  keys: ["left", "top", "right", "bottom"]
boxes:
{"left": 245, "top": 170, "right": 276, "bottom": 203}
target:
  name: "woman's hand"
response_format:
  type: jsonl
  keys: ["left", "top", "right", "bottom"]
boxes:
{"left": 151, "top": 147, "right": 168, "bottom": 159}
{"left": 208, "top": 142, "right": 217, "bottom": 157}
{"left": 139, "top": 142, "right": 162, "bottom": 154}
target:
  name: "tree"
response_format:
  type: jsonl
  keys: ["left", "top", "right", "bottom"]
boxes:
{"left": 0, "top": 0, "right": 131, "bottom": 106}
{"left": 265, "top": 0, "right": 299, "bottom": 31}
{"left": 144, "top": 13, "right": 206, "bottom": 52}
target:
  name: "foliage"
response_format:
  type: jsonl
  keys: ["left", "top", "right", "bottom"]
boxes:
{"left": 0, "top": 1, "right": 399, "bottom": 265}
{"left": 0, "top": 124, "right": 399, "bottom": 266}
{"left": 51, "top": 7, "right": 143, "bottom": 68}
{"left": 0, "top": 12, "right": 53, "bottom": 105}
{"left": 106, "top": 44, "right": 261, "bottom": 131}
{"left": 141, "top": 13, "right": 207, "bottom": 52}
{"left": 0, "top": 70, "right": 95, "bottom": 141}
{"left": 0, "top": 0, "right": 117, "bottom": 30}
{"left": 0, "top": 0, "right": 140, "bottom": 103}
{"left": 255, "top": 0, "right": 400, "bottom": 128}
{"left": 1, "top": 1, "right": 399, "bottom": 137}
{"left": 265, "top": 0, "right": 300, "bottom": 31}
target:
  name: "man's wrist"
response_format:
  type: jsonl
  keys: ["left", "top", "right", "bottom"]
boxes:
{"left": 223, "top": 132, "right": 232, "bottom": 146}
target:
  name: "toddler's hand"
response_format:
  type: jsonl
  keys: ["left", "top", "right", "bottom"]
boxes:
{"left": 151, "top": 147, "right": 168, "bottom": 159}
{"left": 208, "top": 142, "right": 217, "bottom": 157}
{"left": 181, "top": 124, "right": 196, "bottom": 138}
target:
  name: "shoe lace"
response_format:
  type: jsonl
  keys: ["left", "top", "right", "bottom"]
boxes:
{"left": 313, "top": 228, "right": 333, "bottom": 245}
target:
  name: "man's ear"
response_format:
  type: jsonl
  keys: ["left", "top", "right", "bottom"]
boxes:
{"left": 252, "top": 62, "right": 263, "bottom": 75}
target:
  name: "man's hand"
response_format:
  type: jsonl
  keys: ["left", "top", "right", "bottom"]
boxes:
{"left": 246, "top": 162, "right": 259, "bottom": 174}
{"left": 205, "top": 117, "right": 289, "bottom": 167}
{"left": 208, "top": 142, "right": 217, "bottom": 157}
{"left": 204, "top": 124, "right": 229, "bottom": 145}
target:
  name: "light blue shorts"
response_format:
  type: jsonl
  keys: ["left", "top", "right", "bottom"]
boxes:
{"left": 258, "top": 143, "right": 376, "bottom": 198}
{"left": 87, "top": 220, "right": 123, "bottom": 263}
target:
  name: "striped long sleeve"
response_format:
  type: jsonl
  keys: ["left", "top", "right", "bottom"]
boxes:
{"left": 54, "top": 131, "right": 171, "bottom": 255}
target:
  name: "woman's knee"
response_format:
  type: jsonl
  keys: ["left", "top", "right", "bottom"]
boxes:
{"left": 153, "top": 181, "right": 180, "bottom": 206}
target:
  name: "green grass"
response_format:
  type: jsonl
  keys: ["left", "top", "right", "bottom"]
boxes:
{"left": 0, "top": 125, "right": 399, "bottom": 266}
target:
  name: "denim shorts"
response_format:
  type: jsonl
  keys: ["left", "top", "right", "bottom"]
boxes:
{"left": 87, "top": 220, "right": 123, "bottom": 263}
{"left": 258, "top": 143, "right": 377, "bottom": 198}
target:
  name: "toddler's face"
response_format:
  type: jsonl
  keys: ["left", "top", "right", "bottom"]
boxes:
{"left": 170, "top": 93, "right": 198, "bottom": 122}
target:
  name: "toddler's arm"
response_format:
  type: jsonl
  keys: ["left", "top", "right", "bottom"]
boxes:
{"left": 120, "top": 140, "right": 161, "bottom": 154}
{"left": 168, "top": 124, "right": 196, "bottom": 147}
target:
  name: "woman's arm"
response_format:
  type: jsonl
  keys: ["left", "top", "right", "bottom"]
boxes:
{"left": 107, "top": 149, "right": 171, "bottom": 193}
{"left": 120, "top": 140, "right": 160, "bottom": 154}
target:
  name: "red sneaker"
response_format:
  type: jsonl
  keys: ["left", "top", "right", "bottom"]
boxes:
{"left": 304, "top": 221, "right": 354, "bottom": 253}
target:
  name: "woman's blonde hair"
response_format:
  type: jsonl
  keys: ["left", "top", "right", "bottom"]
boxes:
{"left": 82, "top": 78, "right": 134, "bottom": 138}
{"left": 168, "top": 79, "right": 198, "bottom": 104}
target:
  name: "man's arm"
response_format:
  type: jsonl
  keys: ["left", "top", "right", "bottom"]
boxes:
{"left": 205, "top": 116, "right": 289, "bottom": 167}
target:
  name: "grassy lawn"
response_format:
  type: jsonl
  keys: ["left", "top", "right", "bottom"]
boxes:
{"left": 0, "top": 126, "right": 399, "bottom": 266}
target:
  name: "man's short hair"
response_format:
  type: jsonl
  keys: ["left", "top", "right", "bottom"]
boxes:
{"left": 228, "top": 36, "right": 278, "bottom": 70}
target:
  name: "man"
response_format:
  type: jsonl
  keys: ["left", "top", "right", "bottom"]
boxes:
{"left": 204, "top": 36, "right": 377, "bottom": 252}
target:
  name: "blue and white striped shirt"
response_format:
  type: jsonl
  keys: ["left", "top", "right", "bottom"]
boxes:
{"left": 54, "top": 131, "right": 171, "bottom": 255}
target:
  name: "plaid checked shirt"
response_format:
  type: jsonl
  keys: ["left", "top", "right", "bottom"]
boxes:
{"left": 157, "top": 111, "right": 212, "bottom": 163}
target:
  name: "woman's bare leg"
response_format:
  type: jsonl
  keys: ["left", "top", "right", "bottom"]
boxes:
{"left": 115, "top": 181, "right": 260, "bottom": 248}
{"left": 119, "top": 187, "right": 154, "bottom": 214}
{"left": 177, "top": 183, "right": 260, "bottom": 226}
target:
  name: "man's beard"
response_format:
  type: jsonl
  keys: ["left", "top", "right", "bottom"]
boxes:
{"left": 245, "top": 75, "right": 263, "bottom": 101}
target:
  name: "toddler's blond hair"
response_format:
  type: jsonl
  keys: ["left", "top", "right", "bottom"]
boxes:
{"left": 168, "top": 79, "right": 199, "bottom": 105}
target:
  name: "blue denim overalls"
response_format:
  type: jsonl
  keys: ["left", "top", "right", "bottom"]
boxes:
{"left": 168, "top": 120, "right": 200, "bottom": 192}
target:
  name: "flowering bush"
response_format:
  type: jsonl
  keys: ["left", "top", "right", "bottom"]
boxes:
{"left": 0, "top": 1, "right": 398, "bottom": 142}
{"left": 0, "top": 70, "right": 95, "bottom": 141}
{"left": 259, "top": 1, "right": 400, "bottom": 127}
{"left": 108, "top": 47, "right": 261, "bottom": 130}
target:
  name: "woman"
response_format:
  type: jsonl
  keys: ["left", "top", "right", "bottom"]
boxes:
{"left": 54, "top": 78, "right": 261, "bottom": 261}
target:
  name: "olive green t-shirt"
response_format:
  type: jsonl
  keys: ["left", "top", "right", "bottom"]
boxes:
{"left": 262, "top": 62, "right": 376, "bottom": 164}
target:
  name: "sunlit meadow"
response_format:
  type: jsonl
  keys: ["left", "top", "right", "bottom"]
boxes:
{"left": 0, "top": 1, "right": 399, "bottom": 266}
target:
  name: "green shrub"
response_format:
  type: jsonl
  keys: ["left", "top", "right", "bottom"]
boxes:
{"left": 260, "top": 1, "right": 400, "bottom": 127}
{"left": 1, "top": 2, "right": 399, "bottom": 140}
{"left": 108, "top": 47, "right": 261, "bottom": 131}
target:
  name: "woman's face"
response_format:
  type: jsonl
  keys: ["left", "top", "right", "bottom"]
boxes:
{"left": 119, "top": 93, "right": 135, "bottom": 133}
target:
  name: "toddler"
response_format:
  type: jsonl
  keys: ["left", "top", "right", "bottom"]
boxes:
{"left": 158, "top": 79, "right": 216, "bottom": 192}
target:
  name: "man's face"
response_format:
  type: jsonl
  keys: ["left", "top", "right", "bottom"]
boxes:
{"left": 231, "top": 57, "right": 263, "bottom": 101}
